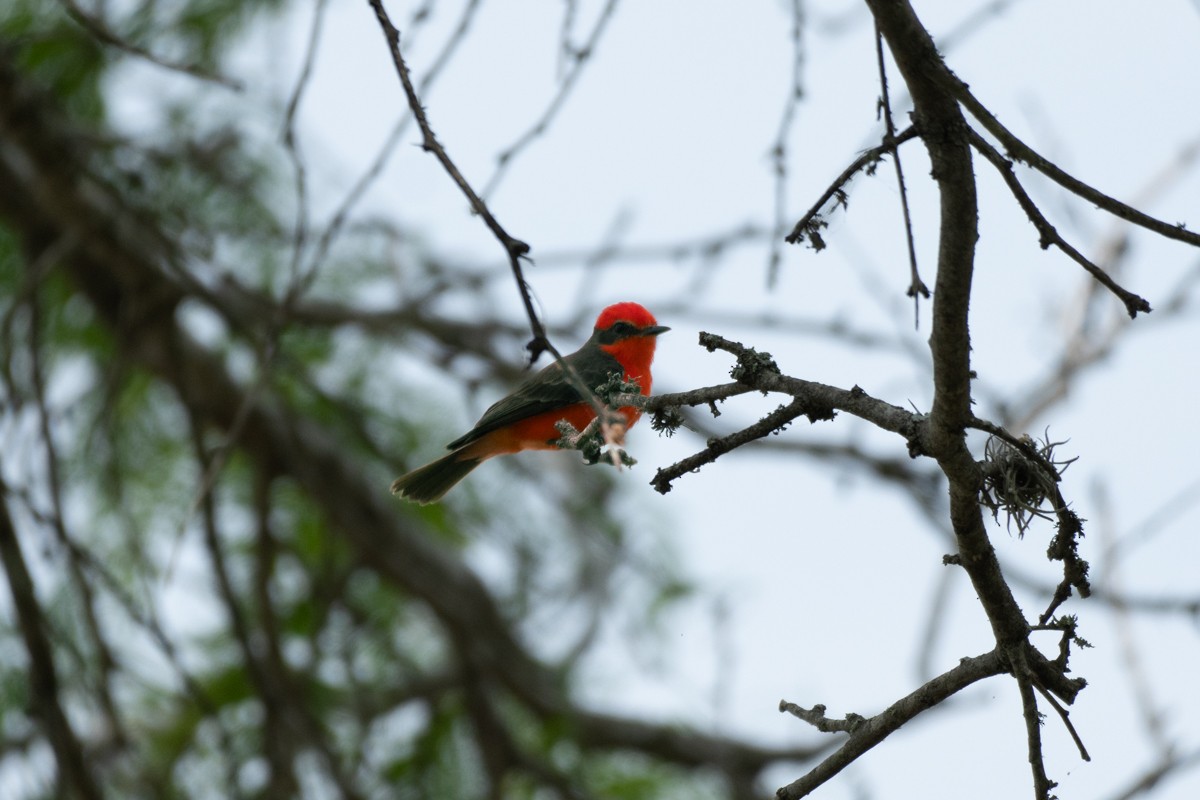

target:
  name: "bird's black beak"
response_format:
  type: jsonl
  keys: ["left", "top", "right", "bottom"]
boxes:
{"left": 643, "top": 325, "right": 670, "bottom": 337}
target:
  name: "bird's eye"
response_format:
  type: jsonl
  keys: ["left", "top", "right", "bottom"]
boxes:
{"left": 611, "top": 321, "right": 635, "bottom": 335}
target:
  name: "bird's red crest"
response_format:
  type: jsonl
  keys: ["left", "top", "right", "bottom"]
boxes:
{"left": 594, "top": 302, "right": 657, "bottom": 331}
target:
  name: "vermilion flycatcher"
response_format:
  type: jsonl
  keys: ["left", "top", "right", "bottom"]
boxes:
{"left": 391, "top": 302, "right": 668, "bottom": 504}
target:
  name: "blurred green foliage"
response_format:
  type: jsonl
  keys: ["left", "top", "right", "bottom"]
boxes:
{"left": 0, "top": 1, "right": 698, "bottom": 798}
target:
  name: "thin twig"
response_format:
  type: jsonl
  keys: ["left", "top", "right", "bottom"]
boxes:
{"left": 282, "top": 0, "right": 329, "bottom": 149}
{"left": 557, "top": 0, "right": 579, "bottom": 79}
{"left": 767, "top": 0, "right": 806, "bottom": 287}
{"left": 57, "top": 0, "right": 243, "bottom": 90}
{"left": 481, "top": 0, "right": 622, "bottom": 199}
{"left": 955, "top": 80, "right": 1200, "bottom": 250}
{"left": 367, "top": 0, "right": 542, "bottom": 353}
{"left": 536, "top": 222, "right": 769, "bottom": 269}
{"left": 308, "top": 0, "right": 482, "bottom": 280}
{"left": 1032, "top": 681, "right": 1091, "bottom": 762}
{"left": 651, "top": 397, "right": 808, "bottom": 494}
{"left": 785, "top": 125, "right": 920, "bottom": 247}
{"left": 874, "top": 23, "right": 928, "bottom": 322}
{"left": 1093, "top": 480, "right": 1172, "bottom": 761}
{"left": 631, "top": 381, "right": 754, "bottom": 412}
{"left": 280, "top": 0, "right": 330, "bottom": 302}
{"left": 1102, "top": 746, "right": 1200, "bottom": 800}
{"left": 778, "top": 702, "right": 865, "bottom": 735}
{"left": 776, "top": 649, "right": 1008, "bottom": 799}
{"left": 0, "top": 491, "right": 104, "bottom": 800}
{"left": 1015, "top": 669, "right": 1055, "bottom": 800}
{"left": 28, "top": 281, "right": 126, "bottom": 748}
{"left": 968, "top": 128, "right": 1152, "bottom": 318}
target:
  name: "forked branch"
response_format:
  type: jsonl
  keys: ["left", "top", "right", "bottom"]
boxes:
{"left": 954, "top": 78, "right": 1200, "bottom": 250}
{"left": 969, "top": 129, "right": 1152, "bottom": 318}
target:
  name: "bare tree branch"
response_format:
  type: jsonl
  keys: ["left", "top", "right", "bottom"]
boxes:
{"left": 481, "top": 0, "right": 622, "bottom": 199}
{"left": 767, "top": 0, "right": 806, "bottom": 287}
{"left": 776, "top": 649, "right": 1008, "bottom": 799}
{"left": 873, "top": 23, "right": 928, "bottom": 311}
{"left": 652, "top": 397, "right": 809, "bottom": 494}
{"left": 953, "top": 79, "right": 1200, "bottom": 249}
{"left": 969, "top": 128, "right": 1151, "bottom": 317}
{"left": 57, "top": 0, "right": 243, "bottom": 90}
{"left": 785, "top": 125, "right": 920, "bottom": 249}
{"left": 307, "top": 0, "right": 483, "bottom": 280}
{"left": 366, "top": 0, "right": 542, "bottom": 355}
{"left": 0, "top": 491, "right": 104, "bottom": 800}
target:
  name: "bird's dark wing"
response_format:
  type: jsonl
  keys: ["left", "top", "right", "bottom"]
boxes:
{"left": 446, "top": 347, "right": 622, "bottom": 450}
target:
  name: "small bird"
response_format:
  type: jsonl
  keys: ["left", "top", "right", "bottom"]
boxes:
{"left": 391, "top": 302, "right": 669, "bottom": 504}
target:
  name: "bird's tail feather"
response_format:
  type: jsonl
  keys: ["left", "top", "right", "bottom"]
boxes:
{"left": 390, "top": 452, "right": 481, "bottom": 505}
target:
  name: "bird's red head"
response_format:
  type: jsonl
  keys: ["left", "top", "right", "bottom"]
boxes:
{"left": 590, "top": 302, "right": 669, "bottom": 395}
{"left": 594, "top": 302, "right": 660, "bottom": 332}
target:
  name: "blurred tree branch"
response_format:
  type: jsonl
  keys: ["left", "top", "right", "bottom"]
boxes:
{"left": 0, "top": 493, "right": 104, "bottom": 800}
{"left": 0, "top": 38, "right": 822, "bottom": 795}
